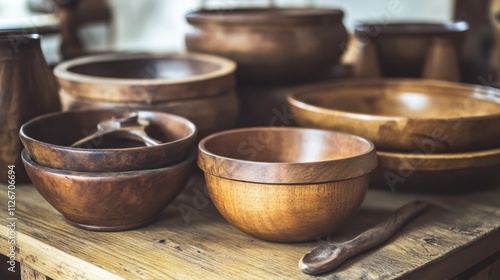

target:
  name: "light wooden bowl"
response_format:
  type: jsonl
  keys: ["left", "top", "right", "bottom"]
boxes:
{"left": 186, "top": 8, "right": 348, "bottom": 83}
{"left": 22, "top": 149, "right": 195, "bottom": 231}
{"left": 20, "top": 110, "right": 197, "bottom": 172}
{"left": 288, "top": 79, "right": 500, "bottom": 153}
{"left": 198, "top": 127, "right": 377, "bottom": 242}
{"left": 371, "top": 147, "right": 500, "bottom": 193}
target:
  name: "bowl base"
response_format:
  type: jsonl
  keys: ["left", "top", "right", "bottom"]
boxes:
{"left": 64, "top": 215, "right": 159, "bottom": 232}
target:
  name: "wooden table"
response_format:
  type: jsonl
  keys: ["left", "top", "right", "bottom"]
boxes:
{"left": 1, "top": 174, "right": 499, "bottom": 279}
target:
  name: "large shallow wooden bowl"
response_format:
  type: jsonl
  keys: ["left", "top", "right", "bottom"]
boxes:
{"left": 371, "top": 147, "right": 500, "bottom": 193}
{"left": 59, "top": 90, "right": 238, "bottom": 137}
{"left": 198, "top": 127, "right": 377, "bottom": 242}
{"left": 54, "top": 52, "right": 236, "bottom": 102}
{"left": 22, "top": 149, "right": 195, "bottom": 231}
{"left": 20, "top": 110, "right": 197, "bottom": 172}
{"left": 288, "top": 79, "right": 500, "bottom": 153}
{"left": 354, "top": 22, "right": 468, "bottom": 80}
{"left": 186, "top": 8, "right": 348, "bottom": 83}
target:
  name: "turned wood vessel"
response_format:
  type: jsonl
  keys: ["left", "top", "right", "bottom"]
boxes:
{"left": 20, "top": 110, "right": 197, "bottom": 172}
{"left": 353, "top": 22, "right": 468, "bottom": 81}
{"left": 186, "top": 8, "right": 348, "bottom": 83}
{"left": 54, "top": 52, "right": 238, "bottom": 137}
{"left": 198, "top": 127, "right": 377, "bottom": 242}
{"left": 0, "top": 34, "right": 61, "bottom": 183}
{"left": 22, "top": 149, "right": 195, "bottom": 231}
{"left": 288, "top": 79, "right": 500, "bottom": 153}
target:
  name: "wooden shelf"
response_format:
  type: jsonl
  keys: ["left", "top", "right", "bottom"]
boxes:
{"left": 1, "top": 174, "right": 499, "bottom": 279}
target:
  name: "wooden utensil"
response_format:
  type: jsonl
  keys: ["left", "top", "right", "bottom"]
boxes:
{"left": 71, "top": 112, "right": 161, "bottom": 147}
{"left": 299, "top": 201, "right": 428, "bottom": 275}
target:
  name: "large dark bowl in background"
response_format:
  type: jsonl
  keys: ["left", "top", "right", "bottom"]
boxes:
{"left": 186, "top": 8, "right": 348, "bottom": 84}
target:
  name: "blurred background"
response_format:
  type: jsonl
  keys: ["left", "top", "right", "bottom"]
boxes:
{"left": 0, "top": 0, "right": 454, "bottom": 65}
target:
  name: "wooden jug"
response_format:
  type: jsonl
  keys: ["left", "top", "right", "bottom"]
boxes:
{"left": 0, "top": 34, "right": 61, "bottom": 183}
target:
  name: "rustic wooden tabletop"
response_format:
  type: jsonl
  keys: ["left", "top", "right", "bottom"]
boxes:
{"left": 1, "top": 172, "right": 499, "bottom": 279}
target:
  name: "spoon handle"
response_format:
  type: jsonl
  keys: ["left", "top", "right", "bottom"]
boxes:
{"left": 299, "top": 201, "right": 428, "bottom": 275}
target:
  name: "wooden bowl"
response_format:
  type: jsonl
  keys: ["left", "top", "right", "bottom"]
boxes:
{"left": 20, "top": 110, "right": 197, "bottom": 172}
{"left": 371, "top": 147, "right": 500, "bottom": 193}
{"left": 186, "top": 8, "right": 348, "bottom": 83}
{"left": 288, "top": 79, "right": 500, "bottom": 153}
{"left": 59, "top": 90, "right": 239, "bottom": 137}
{"left": 54, "top": 52, "right": 236, "bottom": 102}
{"left": 22, "top": 149, "right": 195, "bottom": 231}
{"left": 198, "top": 127, "right": 377, "bottom": 242}
{"left": 354, "top": 22, "right": 468, "bottom": 80}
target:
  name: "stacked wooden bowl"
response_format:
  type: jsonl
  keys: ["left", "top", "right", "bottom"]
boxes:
{"left": 185, "top": 8, "right": 350, "bottom": 127}
{"left": 54, "top": 52, "right": 239, "bottom": 137}
{"left": 20, "top": 110, "right": 197, "bottom": 231}
{"left": 288, "top": 79, "right": 500, "bottom": 193}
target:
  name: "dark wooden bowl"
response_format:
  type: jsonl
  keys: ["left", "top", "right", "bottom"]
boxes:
{"left": 198, "top": 127, "right": 377, "bottom": 242}
{"left": 54, "top": 52, "right": 236, "bottom": 102}
{"left": 186, "top": 8, "right": 348, "bottom": 83}
{"left": 20, "top": 110, "right": 197, "bottom": 172}
{"left": 59, "top": 90, "right": 239, "bottom": 137}
{"left": 370, "top": 147, "right": 500, "bottom": 193}
{"left": 354, "top": 22, "right": 468, "bottom": 81}
{"left": 288, "top": 79, "right": 500, "bottom": 153}
{"left": 22, "top": 149, "right": 195, "bottom": 231}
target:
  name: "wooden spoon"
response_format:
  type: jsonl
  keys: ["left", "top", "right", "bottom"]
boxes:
{"left": 71, "top": 112, "right": 161, "bottom": 147}
{"left": 299, "top": 201, "right": 428, "bottom": 275}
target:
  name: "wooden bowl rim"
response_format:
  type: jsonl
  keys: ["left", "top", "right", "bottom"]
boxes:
{"left": 186, "top": 8, "right": 344, "bottom": 25}
{"left": 377, "top": 146, "right": 500, "bottom": 171}
{"left": 54, "top": 52, "right": 236, "bottom": 86}
{"left": 354, "top": 21, "right": 468, "bottom": 36}
{"left": 287, "top": 78, "right": 500, "bottom": 122}
{"left": 198, "top": 127, "right": 377, "bottom": 183}
{"left": 22, "top": 148, "right": 196, "bottom": 176}
{"left": 20, "top": 109, "right": 197, "bottom": 153}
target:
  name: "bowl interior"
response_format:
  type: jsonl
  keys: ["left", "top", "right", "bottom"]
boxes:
{"left": 293, "top": 81, "right": 500, "bottom": 119}
{"left": 355, "top": 22, "right": 468, "bottom": 35}
{"left": 202, "top": 128, "right": 371, "bottom": 163}
{"left": 67, "top": 57, "right": 221, "bottom": 80}
{"left": 22, "top": 110, "right": 195, "bottom": 149}
{"left": 187, "top": 8, "right": 343, "bottom": 24}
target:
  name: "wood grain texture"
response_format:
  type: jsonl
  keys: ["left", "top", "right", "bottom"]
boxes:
{"left": 185, "top": 8, "right": 348, "bottom": 83}
{"left": 20, "top": 110, "right": 197, "bottom": 172}
{"left": 54, "top": 52, "right": 236, "bottom": 103}
{"left": 20, "top": 264, "right": 47, "bottom": 280}
{"left": 299, "top": 201, "right": 427, "bottom": 275}
{"left": 0, "top": 176, "right": 499, "bottom": 279}
{"left": 371, "top": 147, "right": 500, "bottom": 192}
{"left": 205, "top": 173, "right": 368, "bottom": 242}
{"left": 197, "top": 127, "right": 377, "bottom": 184}
{"left": 60, "top": 90, "right": 239, "bottom": 138}
{"left": 353, "top": 22, "right": 466, "bottom": 81}
{"left": 21, "top": 150, "right": 194, "bottom": 231}
{"left": 288, "top": 79, "right": 500, "bottom": 153}
{"left": 0, "top": 34, "right": 61, "bottom": 184}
